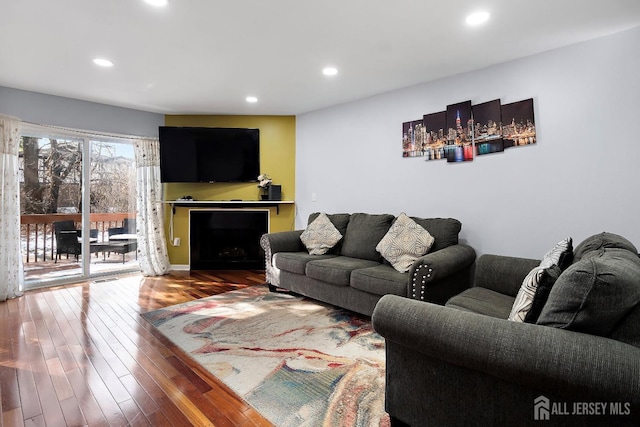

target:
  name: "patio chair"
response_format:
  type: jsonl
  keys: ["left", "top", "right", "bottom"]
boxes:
{"left": 108, "top": 218, "right": 137, "bottom": 239}
{"left": 105, "top": 218, "right": 137, "bottom": 261}
{"left": 53, "top": 220, "right": 98, "bottom": 262}
{"left": 53, "top": 220, "right": 81, "bottom": 262}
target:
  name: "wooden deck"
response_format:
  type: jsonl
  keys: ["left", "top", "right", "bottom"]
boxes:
{"left": 0, "top": 270, "right": 273, "bottom": 426}
{"left": 23, "top": 252, "right": 140, "bottom": 284}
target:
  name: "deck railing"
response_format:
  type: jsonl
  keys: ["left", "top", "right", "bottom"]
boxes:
{"left": 21, "top": 213, "right": 136, "bottom": 262}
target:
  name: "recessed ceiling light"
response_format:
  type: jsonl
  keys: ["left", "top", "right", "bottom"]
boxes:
{"left": 466, "top": 11, "right": 490, "bottom": 26}
{"left": 92, "top": 58, "right": 114, "bottom": 67}
{"left": 246, "top": 96, "right": 258, "bottom": 103}
{"left": 322, "top": 67, "right": 338, "bottom": 76}
{"left": 144, "top": 0, "right": 168, "bottom": 7}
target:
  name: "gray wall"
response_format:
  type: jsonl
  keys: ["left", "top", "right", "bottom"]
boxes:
{"left": 296, "top": 26, "right": 640, "bottom": 259}
{"left": 0, "top": 86, "right": 164, "bottom": 137}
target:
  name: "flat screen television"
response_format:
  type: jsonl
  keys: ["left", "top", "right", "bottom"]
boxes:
{"left": 159, "top": 127, "right": 260, "bottom": 183}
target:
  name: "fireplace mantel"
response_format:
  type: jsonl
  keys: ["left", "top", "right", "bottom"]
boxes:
{"left": 164, "top": 199, "right": 294, "bottom": 214}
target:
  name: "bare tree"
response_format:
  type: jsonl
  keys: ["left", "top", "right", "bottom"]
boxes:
{"left": 44, "top": 139, "right": 82, "bottom": 213}
{"left": 20, "top": 138, "right": 133, "bottom": 215}
{"left": 21, "top": 137, "right": 46, "bottom": 213}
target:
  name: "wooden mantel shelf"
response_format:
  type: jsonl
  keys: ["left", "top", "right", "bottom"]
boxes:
{"left": 162, "top": 199, "right": 294, "bottom": 214}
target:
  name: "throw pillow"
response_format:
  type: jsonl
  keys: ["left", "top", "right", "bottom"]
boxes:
{"left": 508, "top": 237, "right": 572, "bottom": 322}
{"left": 307, "top": 212, "right": 351, "bottom": 254}
{"left": 522, "top": 265, "right": 562, "bottom": 323}
{"left": 540, "top": 237, "right": 573, "bottom": 270}
{"left": 376, "top": 213, "right": 435, "bottom": 273}
{"left": 508, "top": 265, "right": 561, "bottom": 322}
{"left": 300, "top": 212, "right": 343, "bottom": 255}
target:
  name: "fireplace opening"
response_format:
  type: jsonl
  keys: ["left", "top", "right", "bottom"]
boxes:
{"left": 190, "top": 209, "right": 268, "bottom": 270}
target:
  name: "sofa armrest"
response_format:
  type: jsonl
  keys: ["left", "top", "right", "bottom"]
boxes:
{"left": 260, "top": 230, "right": 304, "bottom": 287}
{"left": 474, "top": 254, "right": 540, "bottom": 297}
{"left": 407, "top": 244, "right": 476, "bottom": 304}
{"left": 372, "top": 295, "right": 640, "bottom": 424}
{"left": 260, "top": 230, "right": 304, "bottom": 254}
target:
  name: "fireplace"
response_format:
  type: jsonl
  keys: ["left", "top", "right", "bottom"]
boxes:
{"left": 189, "top": 209, "right": 269, "bottom": 270}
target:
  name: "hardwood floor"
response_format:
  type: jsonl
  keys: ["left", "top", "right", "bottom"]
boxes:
{"left": 0, "top": 270, "right": 273, "bottom": 427}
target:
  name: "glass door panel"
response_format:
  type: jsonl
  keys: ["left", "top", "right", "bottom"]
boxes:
{"left": 89, "top": 140, "right": 139, "bottom": 276}
{"left": 20, "top": 136, "right": 85, "bottom": 287}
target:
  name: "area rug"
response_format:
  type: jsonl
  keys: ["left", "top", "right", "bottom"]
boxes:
{"left": 141, "top": 285, "right": 389, "bottom": 427}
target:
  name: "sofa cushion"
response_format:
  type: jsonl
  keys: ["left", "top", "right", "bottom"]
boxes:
{"left": 340, "top": 213, "right": 395, "bottom": 262}
{"left": 306, "top": 256, "right": 380, "bottom": 286}
{"left": 300, "top": 212, "right": 343, "bottom": 255}
{"left": 308, "top": 213, "right": 351, "bottom": 254}
{"left": 350, "top": 264, "right": 408, "bottom": 297}
{"left": 573, "top": 232, "right": 637, "bottom": 262}
{"left": 537, "top": 248, "right": 640, "bottom": 337}
{"left": 410, "top": 217, "right": 461, "bottom": 252}
{"left": 274, "top": 252, "right": 337, "bottom": 275}
{"left": 446, "top": 287, "right": 515, "bottom": 319}
{"left": 376, "top": 213, "right": 435, "bottom": 273}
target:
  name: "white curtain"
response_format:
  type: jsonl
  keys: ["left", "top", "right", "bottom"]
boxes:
{"left": 0, "top": 115, "right": 24, "bottom": 301}
{"left": 134, "top": 138, "right": 171, "bottom": 276}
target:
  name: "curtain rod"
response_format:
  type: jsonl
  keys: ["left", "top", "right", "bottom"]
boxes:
{"left": 21, "top": 120, "right": 156, "bottom": 142}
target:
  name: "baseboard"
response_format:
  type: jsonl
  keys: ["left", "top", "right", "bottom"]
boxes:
{"left": 170, "top": 264, "right": 190, "bottom": 271}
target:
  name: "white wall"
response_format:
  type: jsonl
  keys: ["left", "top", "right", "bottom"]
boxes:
{"left": 296, "top": 26, "right": 640, "bottom": 259}
{"left": 0, "top": 86, "right": 164, "bottom": 137}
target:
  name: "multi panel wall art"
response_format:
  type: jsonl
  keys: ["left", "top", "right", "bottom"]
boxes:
{"left": 445, "top": 100, "right": 473, "bottom": 163}
{"left": 402, "top": 98, "right": 536, "bottom": 162}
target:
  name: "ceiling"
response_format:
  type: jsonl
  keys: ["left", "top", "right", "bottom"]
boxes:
{"left": 2, "top": 0, "right": 640, "bottom": 116}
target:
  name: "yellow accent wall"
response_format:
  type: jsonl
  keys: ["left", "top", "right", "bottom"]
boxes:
{"left": 163, "top": 115, "right": 296, "bottom": 266}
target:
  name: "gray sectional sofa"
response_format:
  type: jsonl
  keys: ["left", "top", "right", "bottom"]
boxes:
{"left": 260, "top": 212, "right": 476, "bottom": 316}
{"left": 372, "top": 232, "right": 640, "bottom": 426}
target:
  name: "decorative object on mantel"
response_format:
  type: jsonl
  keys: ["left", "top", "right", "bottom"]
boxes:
{"left": 402, "top": 97, "right": 536, "bottom": 163}
{"left": 258, "top": 173, "right": 282, "bottom": 201}
{"left": 257, "top": 173, "right": 272, "bottom": 200}
{"left": 268, "top": 185, "right": 281, "bottom": 201}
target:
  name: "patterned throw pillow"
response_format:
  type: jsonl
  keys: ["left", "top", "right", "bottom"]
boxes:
{"left": 376, "top": 213, "right": 435, "bottom": 273}
{"left": 540, "top": 237, "right": 573, "bottom": 269}
{"left": 508, "top": 237, "right": 572, "bottom": 322}
{"left": 508, "top": 265, "right": 561, "bottom": 322}
{"left": 300, "top": 212, "right": 343, "bottom": 255}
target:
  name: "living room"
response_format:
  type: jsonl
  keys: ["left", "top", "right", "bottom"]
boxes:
{"left": 1, "top": 1, "right": 640, "bottom": 425}
{"left": 2, "top": 20, "right": 639, "bottom": 262}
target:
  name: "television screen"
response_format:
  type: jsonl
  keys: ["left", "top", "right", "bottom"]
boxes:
{"left": 159, "top": 127, "right": 260, "bottom": 183}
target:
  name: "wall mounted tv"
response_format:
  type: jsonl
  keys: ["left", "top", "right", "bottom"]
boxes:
{"left": 159, "top": 127, "right": 260, "bottom": 183}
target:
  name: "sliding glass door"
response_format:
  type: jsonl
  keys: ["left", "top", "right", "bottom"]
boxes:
{"left": 20, "top": 135, "right": 85, "bottom": 285}
{"left": 89, "top": 140, "right": 138, "bottom": 276}
{"left": 19, "top": 128, "right": 139, "bottom": 289}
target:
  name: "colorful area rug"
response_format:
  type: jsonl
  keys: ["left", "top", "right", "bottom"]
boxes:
{"left": 141, "top": 285, "right": 389, "bottom": 427}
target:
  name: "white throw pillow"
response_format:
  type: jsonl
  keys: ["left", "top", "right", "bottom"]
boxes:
{"left": 300, "top": 212, "right": 343, "bottom": 255}
{"left": 540, "top": 237, "right": 573, "bottom": 268}
{"left": 508, "top": 265, "right": 547, "bottom": 322}
{"left": 376, "top": 213, "right": 435, "bottom": 273}
{"left": 508, "top": 237, "right": 572, "bottom": 322}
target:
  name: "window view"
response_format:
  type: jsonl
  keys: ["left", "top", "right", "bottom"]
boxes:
{"left": 19, "top": 133, "right": 138, "bottom": 287}
{"left": 89, "top": 140, "right": 138, "bottom": 276}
